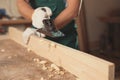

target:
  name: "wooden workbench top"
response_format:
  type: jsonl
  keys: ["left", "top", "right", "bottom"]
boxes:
{"left": 0, "top": 19, "right": 32, "bottom": 26}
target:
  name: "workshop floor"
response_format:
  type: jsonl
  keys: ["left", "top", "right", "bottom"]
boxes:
{"left": 0, "top": 36, "right": 76, "bottom": 80}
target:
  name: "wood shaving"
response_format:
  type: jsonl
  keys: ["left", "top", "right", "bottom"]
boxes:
{"left": 1, "top": 49, "right": 5, "bottom": 52}
{"left": 8, "top": 56, "right": 12, "bottom": 59}
{"left": 27, "top": 48, "right": 31, "bottom": 52}
{"left": 51, "top": 64, "right": 60, "bottom": 71}
{"left": 33, "top": 58, "right": 40, "bottom": 62}
{"left": 39, "top": 60, "right": 47, "bottom": 65}
{"left": 40, "top": 77, "right": 44, "bottom": 80}
{"left": 42, "top": 65, "right": 47, "bottom": 70}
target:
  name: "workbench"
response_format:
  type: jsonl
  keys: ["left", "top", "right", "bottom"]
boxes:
{"left": 0, "top": 19, "right": 31, "bottom": 26}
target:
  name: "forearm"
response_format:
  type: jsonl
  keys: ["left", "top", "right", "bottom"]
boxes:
{"left": 54, "top": 8, "right": 77, "bottom": 30}
{"left": 17, "top": 0, "right": 34, "bottom": 20}
{"left": 54, "top": 0, "right": 80, "bottom": 29}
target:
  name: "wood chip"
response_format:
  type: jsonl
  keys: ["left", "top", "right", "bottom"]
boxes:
{"left": 40, "top": 77, "right": 44, "bottom": 80}
{"left": 48, "top": 74, "right": 54, "bottom": 78}
{"left": 51, "top": 64, "right": 60, "bottom": 71}
{"left": 1, "top": 49, "right": 5, "bottom": 52}
{"left": 27, "top": 48, "right": 31, "bottom": 52}
{"left": 33, "top": 58, "right": 40, "bottom": 62}
{"left": 48, "top": 67, "right": 54, "bottom": 72}
{"left": 39, "top": 60, "right": 47, "bottom": 65}
{"left": 59, "top": 71, "right": 65, "bottom": 75}
{"left": 42, "top": 65, "right": 47, "bottom": 70}
{"left": 8, "top": 56, "right": 12, "bottom": 59}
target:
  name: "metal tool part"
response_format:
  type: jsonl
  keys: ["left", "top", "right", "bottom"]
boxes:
{"left": 37, "top": 19, "right": 65, "bottom": 38}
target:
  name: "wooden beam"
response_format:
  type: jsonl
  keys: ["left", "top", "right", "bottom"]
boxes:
{"left": 0, "top": 19, "right": 31, "bottom": 26}
{"left": 8, "top": 27, "right": 115, "bottom": 80}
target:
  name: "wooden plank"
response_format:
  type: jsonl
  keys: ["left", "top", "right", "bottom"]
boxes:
{"left": 8, "top": 27, "right": 115, "bottom": 80}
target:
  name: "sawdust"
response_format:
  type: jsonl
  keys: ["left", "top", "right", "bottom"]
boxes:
{"left": 0, "top": 39, "right": 77, "bottom": 80}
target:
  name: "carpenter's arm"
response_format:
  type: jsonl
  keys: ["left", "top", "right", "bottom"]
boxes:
{"left": 54, "top": 0, "right": 80, "bottom": 29}
{"left": 17, "top": 0, "right": 34, "bottom": 20}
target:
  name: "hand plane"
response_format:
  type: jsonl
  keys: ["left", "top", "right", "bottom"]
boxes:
{"left": 37, "top": 19, "right": 65, "bottom": 38}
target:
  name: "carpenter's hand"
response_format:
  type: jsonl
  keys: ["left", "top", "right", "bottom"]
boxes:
{"left": 23, "top": 27, "right": 45, "bottom": 44}
{"left": 32, "top": 7, "right": 52, "bottom": 29}
{"left": 23, "top": 27, "right": 36, "bottom": 44}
